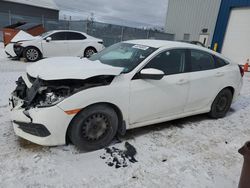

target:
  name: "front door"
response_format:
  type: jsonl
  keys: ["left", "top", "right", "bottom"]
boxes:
{"left": 129, "top": 49, "right": 190, "bottom": 126}
{"left": 42, "top": 31, "right": 69, "bottom": 57}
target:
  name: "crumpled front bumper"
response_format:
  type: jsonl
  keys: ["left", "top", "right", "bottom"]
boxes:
{"left": 5, "top": 43, "right": 23, "bottom": 58}
{"left": 10, "top": 98, "right": 73, "bottom": 146}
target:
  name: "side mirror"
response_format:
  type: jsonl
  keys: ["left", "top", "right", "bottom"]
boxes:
{"left": 46, "top": 37, "right": 52, "bottom": 42}
{"left": 139, "top": 68, "right": 164, "bottom": 80}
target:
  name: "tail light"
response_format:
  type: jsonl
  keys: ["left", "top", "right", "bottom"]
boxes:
{"left": 239, "top": 65, "right": 244, "bottom": 77}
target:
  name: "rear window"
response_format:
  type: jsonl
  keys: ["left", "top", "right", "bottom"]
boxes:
{"left": 214, "top": 56, "right": 229, "bottom": 68}
{"left": 66, "top": 32, "right": 86, "bottom": 40}
{"left": 190, "top": 50, "right": 215, "bottom": 71}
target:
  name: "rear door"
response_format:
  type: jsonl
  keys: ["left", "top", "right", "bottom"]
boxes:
{"left": 66, "top": 32, "right": 87, "bottom": 56}
{"left": 184, "top": 49, "right": 227, "bottom": 112}
{"left": 41, "top": 32, "right": 69, "bottom": 57}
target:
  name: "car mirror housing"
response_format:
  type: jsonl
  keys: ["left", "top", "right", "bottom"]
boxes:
{"left": 139, "top": 68, "right": 164, "bottom": 80}
{"left": 46, "top": 37, "right": 52, "bottom": 42}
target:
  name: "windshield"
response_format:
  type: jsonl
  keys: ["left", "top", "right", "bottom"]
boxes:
{"left": 89, "top": 42, "right": 157, "bottom": 73}
{"left": 40, "top": 31, "right": 54, "bottom": 38}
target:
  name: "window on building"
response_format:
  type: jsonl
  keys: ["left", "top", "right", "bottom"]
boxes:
{"left": 183, "top": 33, "right": 190, "bottom": 41}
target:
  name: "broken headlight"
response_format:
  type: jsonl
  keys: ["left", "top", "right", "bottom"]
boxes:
{"left": 38, "top": 92, "right": 65, "bottom": 107}
{"left": 34, "top": 86, "right": 70, "bottom": 108}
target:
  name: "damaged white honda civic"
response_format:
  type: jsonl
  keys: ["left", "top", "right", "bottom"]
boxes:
{"left": 9, "top": 40, "right": 243, "bottom": 151}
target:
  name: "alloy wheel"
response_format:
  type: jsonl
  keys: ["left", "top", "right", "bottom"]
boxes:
{"left": 26, "top": 49, "right": 39, "bottom": 61}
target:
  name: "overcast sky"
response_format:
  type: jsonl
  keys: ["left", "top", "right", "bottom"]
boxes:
{"left": 54, "top": 0, "right": 168, "bottom": 28}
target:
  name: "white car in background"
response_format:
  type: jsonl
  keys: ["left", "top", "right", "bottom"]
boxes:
{"left": 5, "top": 30, "right": 104, "bottom": 62}
{"left": 9, "top": 40, "right": 243, "bottom": 151}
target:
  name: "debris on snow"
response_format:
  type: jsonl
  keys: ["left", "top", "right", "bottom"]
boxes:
{"left": 162, "top": 159, "right": 167, "bottom": 162}
{"left": 33, "top": 154, "right": 41, "bottom": 163}
{"left": 100, "top": 142, "right": 138, "bottom": 168}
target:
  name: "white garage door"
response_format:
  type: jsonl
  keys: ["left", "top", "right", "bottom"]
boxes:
{"left": 222, "top": 8, "right": 250, "bottom": 64}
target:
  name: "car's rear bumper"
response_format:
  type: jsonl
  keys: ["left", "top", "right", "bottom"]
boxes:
{"left": 232, "top": 78, "right": 243, "bottom": 103}
{"left": 10, "top": 102, "right": 72, "bottom": 146}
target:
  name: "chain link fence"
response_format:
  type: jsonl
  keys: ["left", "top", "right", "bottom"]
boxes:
{"left": 0, "top": 12, "right": 174, "bottom": 46}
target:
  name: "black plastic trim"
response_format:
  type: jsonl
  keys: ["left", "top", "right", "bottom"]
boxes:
{"left": 14, "top": 121, "right": 51, "bottom": 137}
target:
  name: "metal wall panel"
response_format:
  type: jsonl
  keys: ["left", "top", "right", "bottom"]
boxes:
{"left": 165, "top": 0, "right": 221, "bottom": 46}
{"left": 0, "top": 1, "right": 59, "bottom": 19}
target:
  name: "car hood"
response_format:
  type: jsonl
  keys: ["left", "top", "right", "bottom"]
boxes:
{"left": 11, "top": 30, "right": 41, "bottom": 43}
{"left": 26, "top": 57, "right": 124, "bottom": 81}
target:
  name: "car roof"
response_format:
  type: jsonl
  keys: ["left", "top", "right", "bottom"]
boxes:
{"left": 125, "top": 39, "right": 231, "bottom": 62}
{"left": 50, "top": 30, "right": 86, "bottom": 34}
{"left": 126, "top": 39, "right": 205, "bottom": 49}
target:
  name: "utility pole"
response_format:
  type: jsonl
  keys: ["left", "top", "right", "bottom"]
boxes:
{"left": 8, "top": 10, "right": 11, "bottom": 25}
{"left": 41, "top": 15, "right": 44, "bottom": 27}
{"left": 121, "top": 27, "right": 124, "bottom": 41}
{"left": 147, "top": 29, "right": 150, "bottom": 39}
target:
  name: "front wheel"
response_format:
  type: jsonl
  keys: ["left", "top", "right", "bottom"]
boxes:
{"left": 68, "top": 104, "right": 118, "bottom": 151}
{"left": 209, "top": 88, "right": 233, "bottom": 118}
{"left": 23, "top": 47, "right": 41, "bottom": 62}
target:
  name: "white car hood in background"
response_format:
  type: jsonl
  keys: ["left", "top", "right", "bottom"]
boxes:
{"left": 26, "top": 57, "right": 124, "bottom": 80}
{"left": 11, "top": 30, "right": 39, "bottom": 42}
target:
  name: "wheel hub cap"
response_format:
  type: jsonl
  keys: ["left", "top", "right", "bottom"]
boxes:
{"left": 82, "top": 113, "right": 108, "bottom": 140}
{"left": 216, "top": 96, "right": 227, "bottom": 112}
{"left": 26, "top": 49, "right": 38, "bottom": 60}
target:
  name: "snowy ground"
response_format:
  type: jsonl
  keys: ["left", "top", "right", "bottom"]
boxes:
{"left": 0, "top": 42, "right": 250, "bottom": 188}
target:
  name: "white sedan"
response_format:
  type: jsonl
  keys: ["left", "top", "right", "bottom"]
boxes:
{"left": 5, "top": 30, "right": 105, "bottom": 62}
{"left": 9, "top": 40, "right": 243, "bottom": 151}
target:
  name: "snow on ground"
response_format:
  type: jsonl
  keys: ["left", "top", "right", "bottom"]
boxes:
{"left": 0, "top": 42, "right": 250, "bottom": 188}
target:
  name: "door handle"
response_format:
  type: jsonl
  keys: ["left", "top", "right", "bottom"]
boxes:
{"left": 177, "top": 79, "right": 189, "bottom": 85}
{"left": 215, "top": 72, "right": 224, "bottom": 77}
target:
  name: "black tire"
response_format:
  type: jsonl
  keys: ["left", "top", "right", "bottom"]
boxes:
{"left": 209, "top": 88, "right": 233, "bottom": 118}
{"left": 84, "top": 47, "right": 97, "bottom": 58}
{"left": 23, "top": 47, "right": 42, "bottom": 62}
{"left": 68, "top": 104, "right": 118, "bottom": 151}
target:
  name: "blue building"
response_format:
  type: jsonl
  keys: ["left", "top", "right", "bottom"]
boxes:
{"left": 212, "top": 0, "right": 250, "bottom": 64}
{"left": 165, "top": 0, "right": 250, "bottom": 64}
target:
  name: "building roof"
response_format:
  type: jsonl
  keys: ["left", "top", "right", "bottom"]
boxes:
{"left": 3, "top": 0, "right": 59, "bottom": 10}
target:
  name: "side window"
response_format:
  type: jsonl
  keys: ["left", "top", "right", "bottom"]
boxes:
{"left": 66, "top": 32, "right": 86, "bottom": 40}
{"left": 49, "top": 32, "right": 66, "bottom": 40}
{"left": 214, "top": 55, "right": 229, "bottom": 68}
{"left": 190, "top": 50, "right": 215, "bottom": 71}
{"left": 144, "top": 49, "right": 186, "bottom": 75}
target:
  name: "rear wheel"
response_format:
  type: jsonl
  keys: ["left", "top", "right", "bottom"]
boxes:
{"left": 23, "top": 47, "right": 41, "bottom": 62}
{"left": 68, "top": 104, "right": 118, "bottom": 151}
{"left": 84, "top": 47, "right": 97, "bottom": 58}
{"left": 209, "top": 88, "right": 233, "bottom": 118}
